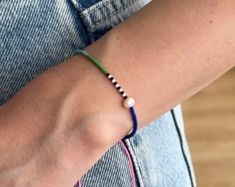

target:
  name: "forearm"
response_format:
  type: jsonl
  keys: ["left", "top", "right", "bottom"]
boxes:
{"left": 83, "top": 0, "right": 235, "bottom": 128}
{"left": 0, "top": 60, "right": 77, "bottom": 182}
{"left": 0, "top": 53, "right": 130, "bottom": 186}
{"left": 0, "top": 59, "right": 115, "bottom": 186}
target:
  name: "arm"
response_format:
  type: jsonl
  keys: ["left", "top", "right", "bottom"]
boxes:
{"left": 85, "top": 0, "right": 235, "bottom": 127}
{"left": 0, "top": 0, "right": 234, "bottom": 186}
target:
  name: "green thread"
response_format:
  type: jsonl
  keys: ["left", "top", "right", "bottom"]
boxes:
{"left": 77, "top": 50, "right": 109, "bottom": 74}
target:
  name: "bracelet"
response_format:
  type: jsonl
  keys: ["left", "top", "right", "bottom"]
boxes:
{"left": 77, "top": 50, "right": 138, "bottom": 139}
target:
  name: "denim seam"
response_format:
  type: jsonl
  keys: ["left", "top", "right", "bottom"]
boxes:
{"left": 67, "top": 0, "right": 93, "bottom": 45}
{"left": 80, "top": 0, "right": 117, "bottom": 17}
{"left": 84, "top": 0, "right": 137, "bottom": 33}
{"left": 94, "top": 0, "right": 137, "bottom": 25}
{"left": 80, "top": 0, "right": 137, "bottom": 31}
{"left": 170, "top": 109, "right": 195, "bottom": 187}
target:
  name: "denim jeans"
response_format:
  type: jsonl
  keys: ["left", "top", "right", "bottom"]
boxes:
{"left": 0, "top": 0, "right": 196, "bottom": 186}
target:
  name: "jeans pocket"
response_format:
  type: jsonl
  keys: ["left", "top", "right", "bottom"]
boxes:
{"left": 78, "top": 0, "right": 151, "bottom": 40}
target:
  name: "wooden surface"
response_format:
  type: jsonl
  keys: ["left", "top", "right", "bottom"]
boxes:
{"left": 182, "top": 68, "right": 235, "bottom": 187}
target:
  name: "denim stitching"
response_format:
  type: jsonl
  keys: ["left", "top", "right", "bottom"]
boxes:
{"left": 170, "top": 109, "right": 195, "bottom": 187}
{"left": 85, "top": 0, "right": 137, "bottom": 32}
{"left": 80, "top": 0, "right": 137, "bottom": 26}
{"left": 80, "top": 0, "right": 117, "bottom": 17}
{"left": 125, "top": 138, "right": 145, "bottom": 187}
{"left": 94, "top": 0, "right": 137, "bottom": 25}
{"left": 81, "top": 0, "right": 137, "bottom": 30}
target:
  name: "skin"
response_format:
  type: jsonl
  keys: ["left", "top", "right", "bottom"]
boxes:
{"left": 0, "top": 0, "right": 235, "bottom": 186}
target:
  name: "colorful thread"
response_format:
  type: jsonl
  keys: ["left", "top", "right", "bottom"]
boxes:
{"left": 76, "top": 50, "right": 138, "bottom": 140}
{"left": 75, "top": 49, "right": 138, "bottom": 187}
{"left": 106, "top": 73, "right": 128, "bottom": 99}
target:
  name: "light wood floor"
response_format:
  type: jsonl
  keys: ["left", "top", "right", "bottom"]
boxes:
{"left": 182, "top": 68, "right": 235, "bottom": 187}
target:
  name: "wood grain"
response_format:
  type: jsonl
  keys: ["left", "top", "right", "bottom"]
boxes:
{"left": 182, "top": 68, "right": 235, "bottom": 187}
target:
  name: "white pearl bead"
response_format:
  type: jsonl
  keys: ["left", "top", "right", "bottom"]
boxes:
{"left": 123, "top": 97, "right": 135, "bottom": 108}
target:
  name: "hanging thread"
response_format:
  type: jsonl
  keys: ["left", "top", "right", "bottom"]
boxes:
{"left": 76, "top": 140, "right": 136, "bottom": 187}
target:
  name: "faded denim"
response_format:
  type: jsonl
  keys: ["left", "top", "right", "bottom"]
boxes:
{"left": 0, "top": 0, "right": 196, "bottom": 186}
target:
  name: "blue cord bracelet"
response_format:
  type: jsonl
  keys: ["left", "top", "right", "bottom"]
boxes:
{"left": 123, "top": 106, "right": 138, "bottom": 140}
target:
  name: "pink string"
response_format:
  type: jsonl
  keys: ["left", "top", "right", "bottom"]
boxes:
{"left": 76, "top": 141, "right": 135, "bottom": 187}
{"left": 76, "top": 180, "right": 81, "bottom": 187}
{"left": 119, "top": 140, "right": 135, "bottom": 187}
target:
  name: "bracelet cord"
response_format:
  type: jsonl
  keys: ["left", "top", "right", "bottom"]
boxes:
{"left": 75, "top": 49, "right": 138, "bottom": 187}
{"left": 77, "top": 50, "right": 138, "bottom": 140}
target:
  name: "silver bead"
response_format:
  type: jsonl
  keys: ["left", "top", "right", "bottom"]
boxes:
{"left": 123, "top": 97, "right": 135, "bottom": 108}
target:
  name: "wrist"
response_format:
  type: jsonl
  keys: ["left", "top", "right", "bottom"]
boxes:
{"left": 61, "top": 55, "right": 133, "bottom": 145}
{"left": 0, "top": 55, "right": 133, "bottom": 186}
